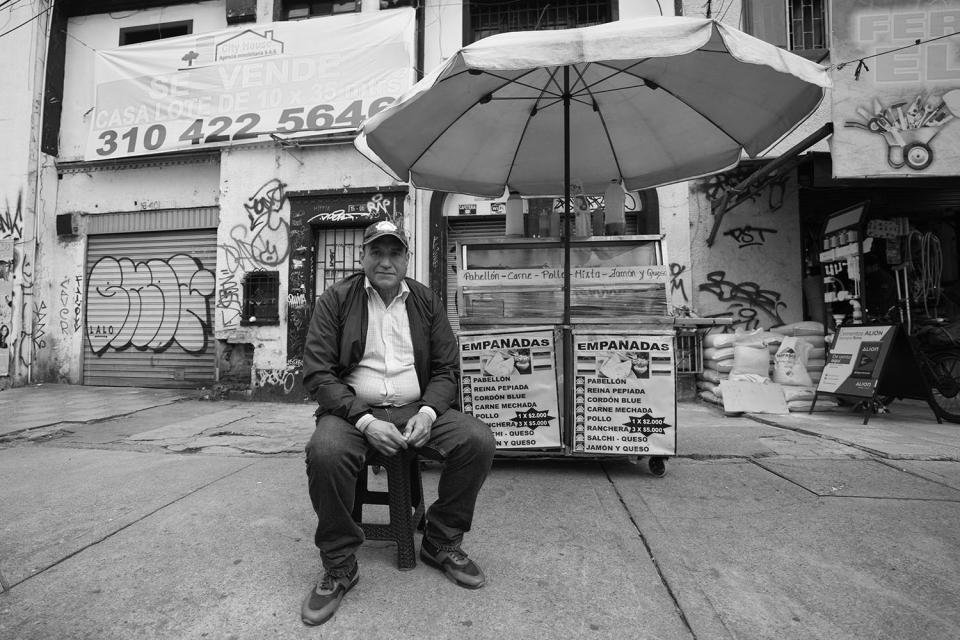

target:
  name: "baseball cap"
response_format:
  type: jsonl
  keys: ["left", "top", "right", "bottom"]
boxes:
{"left": 362, "top": 220, "right": 409, "bottom": 248}
{"left": 361, "top": 220, "right": 410, "bottom": 249}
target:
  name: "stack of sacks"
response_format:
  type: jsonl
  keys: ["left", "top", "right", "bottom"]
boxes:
{"left": 768, "top": 321, "right": 838, "bottom": 412}
{"left": 697, "top": 329, "right": 783, "bottom": 405}
{"left": 768, "top": 321, "right": 826, "bottom": 384}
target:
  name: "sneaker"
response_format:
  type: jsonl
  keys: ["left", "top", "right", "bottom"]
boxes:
{"left": 420, "top": 538, "right": 486, "bottom": 589}
{"left": 300, "top": 563, "right": 359, "bottom": 626}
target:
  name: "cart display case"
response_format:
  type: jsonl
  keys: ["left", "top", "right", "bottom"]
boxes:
{"left": 454, "top": 235, "right": 677, "bottom": 471}
{"left": 457, "top": 235, "right": 669, "bottom": 325}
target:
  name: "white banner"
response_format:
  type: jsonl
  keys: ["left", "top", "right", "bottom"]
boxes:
{"left": 831, "top": 1, "right": 960, "bottom": 177}
{"left": 86, "top": 9, "right": 416, "bottom": 160}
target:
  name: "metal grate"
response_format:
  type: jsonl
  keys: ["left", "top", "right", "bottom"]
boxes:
{"left": 787, "top": 0, "right": 826, "bottom": 51}
{"left": 675, "top": 328, "right": 703, "bottom": 374}
{"left": 316, "top": 226, "right": 365, "bottom": 295}
{"left": 242, "top": 271, "right": 280, "bottom": 326}
{"left": 468, "top": 0, "right": 611, "bottom": 44}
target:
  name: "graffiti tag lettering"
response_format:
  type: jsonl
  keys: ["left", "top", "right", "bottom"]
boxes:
{"left": 86, "top": 254, "right": 215, "bottom": 355}
{"left": 0, "top": 193, "right": 23, "bottom": 240}
{"left": 722, "top": 225, "right": 778, "bottom": 249}
{"left": 698, "top": 270, "right": 786, "bottom": 329}
{"left": 668, "top": 262, "right": 688, "bottom": 302}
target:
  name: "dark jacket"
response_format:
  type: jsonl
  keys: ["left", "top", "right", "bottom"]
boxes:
{"left": 302, "top": 273, "right": 459, "bottom": 424}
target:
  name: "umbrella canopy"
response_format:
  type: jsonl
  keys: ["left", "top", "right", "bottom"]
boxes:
{"left": 355, "top": 16, "right": 831, "bottom": 198}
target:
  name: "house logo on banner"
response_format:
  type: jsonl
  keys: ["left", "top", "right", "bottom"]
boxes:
{"left": 216, "top": 30, "right": 285, "bottom": 62}
{"left": 177, "top": 30, "right": 286, "bottom": 70}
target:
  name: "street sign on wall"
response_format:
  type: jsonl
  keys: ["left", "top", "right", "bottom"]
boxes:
{"left": 86, "top": 9, "right": 415, "bottom": 161}
{"left": 831, "top": 0, "right": 960, "bottom": 178}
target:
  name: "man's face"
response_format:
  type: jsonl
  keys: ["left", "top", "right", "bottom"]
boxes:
{"left": 361, "top": 236, "right": 409, "bottom": 295}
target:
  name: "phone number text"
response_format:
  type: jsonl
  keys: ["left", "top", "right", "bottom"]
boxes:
{"left": 93, "top": 97, "right": 394, "bottom": 157}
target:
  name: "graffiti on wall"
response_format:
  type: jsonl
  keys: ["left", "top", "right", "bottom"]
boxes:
{"left": 700, "top": 166, "right": 789, "bottom": 214}
{"left": 59, "top": 276, "right": 84, "bottom": 335}
{"left": 217, "top": 179, "right": 291, "bottom": 330}
{"left": 225, "top": 178, "right": 291, "bottom": 270}
{"left": 17, "top": 252, "right": 35, "bottom": 367}
{"left": 86, "top": 254, "right": 215, "bottom": 355}
{"left": 255, "top": 358, "right": 301, "bottom": 395}
{"left": 722, "top": 225, "right": 778, "bottom": 249}
{"left": 698, "top": 270, "right": 787, "bottom": 331}
{"left": 0, "top": 192, "right": 23, "bottom": 239}
{"left": 669, "top": 262, "right": 689, "bottom": 303}
{"left": 217, "top": 267, "right": 243, "bottom": 328}
{"left": 1, "top": 192, "right": 23, "bottom": 375}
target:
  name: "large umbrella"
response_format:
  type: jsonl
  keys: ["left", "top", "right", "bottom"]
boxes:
{"left": 354, "top": 15, "right": 831, "bottom": 322}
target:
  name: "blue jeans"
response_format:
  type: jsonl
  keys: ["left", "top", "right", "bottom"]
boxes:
{"left": 304, "top": 404, "right": 496, "bottom": 575}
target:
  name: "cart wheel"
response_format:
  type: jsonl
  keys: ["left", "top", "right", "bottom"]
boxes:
{"left": 904, "top": 142, "right": 933, "bottom": 170}
{"left": 648, "top": 456, "right": 666, "bottom": 477}
{"left": 887, "top": 144, "right": 905, "bottom": 169}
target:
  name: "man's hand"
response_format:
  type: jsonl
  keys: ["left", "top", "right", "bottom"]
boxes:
{"left": 403, "top": 412, "right": 433, "bottom": 449}
{"left": 364, "top": 419, "right": 408, "bottom": 456}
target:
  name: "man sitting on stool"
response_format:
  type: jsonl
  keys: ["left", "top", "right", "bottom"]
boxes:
{"left": 301, "top": 220, "right": 496, "bottom": 626}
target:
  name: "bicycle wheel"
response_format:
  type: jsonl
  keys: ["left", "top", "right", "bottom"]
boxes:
{"left": 928, "top": 349, "right": 960, "bottom": 423}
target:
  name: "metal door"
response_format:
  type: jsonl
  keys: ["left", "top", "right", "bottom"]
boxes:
{"left": 83, "top": 229, "right": 217, "bottom": 387}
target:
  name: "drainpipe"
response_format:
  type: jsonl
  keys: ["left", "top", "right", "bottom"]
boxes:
{"left": 25, "top": 1, "right": 53, "bottom": 385}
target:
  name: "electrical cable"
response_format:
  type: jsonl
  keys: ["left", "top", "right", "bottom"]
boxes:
{"left": 906, "top": 228, "right": 944, "bottom": 318}
{"left": 829, "top": 31, "right": 960, "bottom": 74}
{"left": 0, "top": 0, "right": 29, "bottom": 12}
{"left": 0, "top": 0, "right": 52, "bottom": 40}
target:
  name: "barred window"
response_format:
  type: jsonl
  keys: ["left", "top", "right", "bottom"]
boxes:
{"left": 242, "top": 271, "right": 281, "bottom": 326}
{"left": 284, "top": 0, "right": 359, "bottom": 21}
{"left": 467, "top": 0, "right": 612, "bottom": 44}
{"left": 787, "top": 0, "right": 826, "bottom": 51}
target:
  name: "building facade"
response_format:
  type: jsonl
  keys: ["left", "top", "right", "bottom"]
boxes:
{"left": 1, "top": 0, "right": 681, "bottom": 397}
{"left": 2, "top": 0, "right": 956, "bottom": 397}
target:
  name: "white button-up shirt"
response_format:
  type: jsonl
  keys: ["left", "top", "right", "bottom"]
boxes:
{"left": 346, "top": 278, "right": 436, "bottom": 432}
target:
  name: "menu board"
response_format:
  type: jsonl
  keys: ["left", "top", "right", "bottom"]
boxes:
{"left": 572, "top": 331, "right": 676, "bottom": 456}
{"left": 458, "top": 328, "right": 562, "bottom": 450}
{"left": 817, "top": 325, "right": 896, "bottom": 398}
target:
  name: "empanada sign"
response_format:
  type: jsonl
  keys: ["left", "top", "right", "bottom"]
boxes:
{"left": 458, "top": 328, "right": 562, "bottom": 450}
{"left": 572, "top": 332, "right": 677, "bottom": 456}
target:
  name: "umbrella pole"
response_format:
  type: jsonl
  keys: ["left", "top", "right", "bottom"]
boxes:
{"left": 562, "top": 65, "right": 571, "bottom": 325}
{"left": 562, "top": 65, "right": 573, "bottom": 451}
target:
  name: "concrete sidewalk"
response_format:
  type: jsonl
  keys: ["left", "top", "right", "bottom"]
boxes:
{"left": 1, "top": 384, "right": 959, "bottom": 639}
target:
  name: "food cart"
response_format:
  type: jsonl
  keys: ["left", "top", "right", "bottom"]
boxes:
{"left": 453, "top": 233, "right": 678, "bottom": 475}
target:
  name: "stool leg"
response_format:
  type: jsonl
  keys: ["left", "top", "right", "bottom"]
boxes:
{"left": 388, "top": 456, "right": 417, "bottom": 571}
{"left": 409, "top": 457, "right": 426, "bottom": 532}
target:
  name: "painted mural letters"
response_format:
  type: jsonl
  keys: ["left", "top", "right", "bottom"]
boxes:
{"left": 86, "top": 254, "right": 215, "bottom": 355}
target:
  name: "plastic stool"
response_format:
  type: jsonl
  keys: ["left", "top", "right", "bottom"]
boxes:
{"left": 352, "top": 449, "right": 425, "bottom": 570}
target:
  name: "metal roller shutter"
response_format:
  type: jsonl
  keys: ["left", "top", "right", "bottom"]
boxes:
{"left": 83, "top": 229, "right": 217, "bottom": 388}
